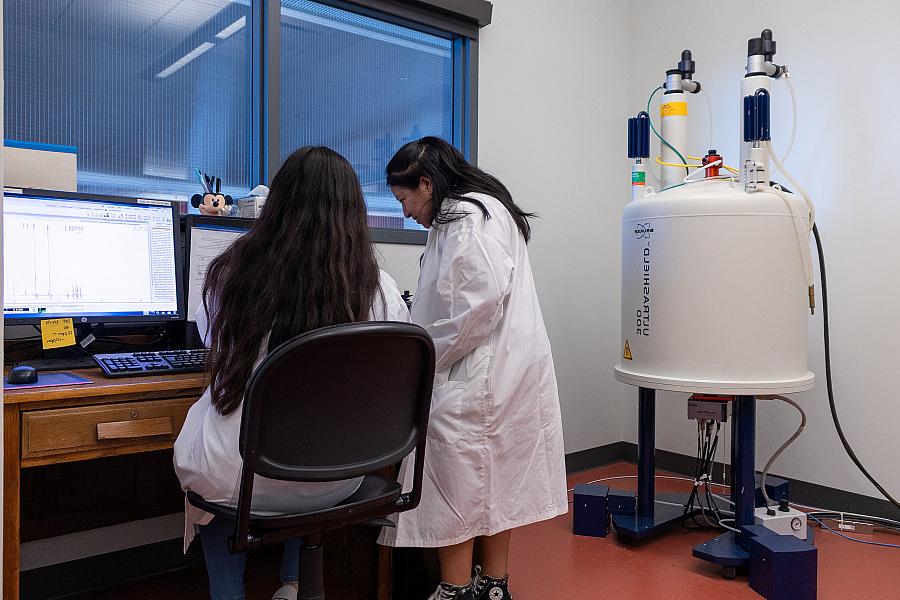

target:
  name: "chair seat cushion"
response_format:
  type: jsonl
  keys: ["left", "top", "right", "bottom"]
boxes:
{"left": 186, "top": 474, "right": 401, "bottom": 533}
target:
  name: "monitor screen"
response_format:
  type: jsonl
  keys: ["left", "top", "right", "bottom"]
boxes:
{"left": 3, "top": 190, "right": 184, "bottom": 324}
{"left": 185, "top": 216, "right": 254, "bottom": 323}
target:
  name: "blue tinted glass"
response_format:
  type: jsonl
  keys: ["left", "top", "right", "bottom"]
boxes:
{"left": 4, "top": 0, "right": 253, "bottom": 203}
{"left": 280, "top": 1, "right": 453, "bottom": 230}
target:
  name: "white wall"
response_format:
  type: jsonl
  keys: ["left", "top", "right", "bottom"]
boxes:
{"left": 623, "top": 0, "right": 900, "bottom": 499}
{"left": 381, "top": 0, "right": 634, "bottom": 453}
{"left": 375, "top": 242, "right": 420, "bottom": 293}
{"left": 477, "top": 0, "right": 630, "bottom": 453}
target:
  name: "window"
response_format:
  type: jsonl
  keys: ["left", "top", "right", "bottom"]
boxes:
{"left": 4, "top": 0, "right": 489, "bottom": 239}
{"left": 279, "top": 1, "right": 453, "bottom": 231}
{"left": 4, "top": 0, "right": 253, "bottom": 202}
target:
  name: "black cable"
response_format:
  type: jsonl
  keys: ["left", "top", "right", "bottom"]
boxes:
{"left": 692, "top": 424, "right": 711, "bottom": 522}
{"left": 813, "top": 223, "right": 900, "bottom": 514}
{"left": 702, "top": 424, "right": 727, "bottom": 523}
{"left": 682, "top": 424, "right": 706, "bottom": 529}
{"left": 683, "top": 421, "right": 728, "bottom": 530}
{"left": 701, "top": 426, "right": 729, "bottom": 527}
{"left": 698, "top": 474, "right": 716, "bottom": 527}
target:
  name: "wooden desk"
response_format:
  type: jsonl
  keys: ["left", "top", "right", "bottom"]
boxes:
{"left": 3, "top": 369, "right": 394, "bottom": 600}
{"left": 4, "top": 369, "right": 206, "bottom": 599}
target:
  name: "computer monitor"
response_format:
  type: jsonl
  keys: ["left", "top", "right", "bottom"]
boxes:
{"left": 3, "top": 189, "right": 184, "bottom": 324}
{"left": 184, "top": 215, "right": 255, "bottom": 323}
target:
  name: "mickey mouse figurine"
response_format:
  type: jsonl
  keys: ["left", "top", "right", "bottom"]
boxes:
{"left": 191, "top": 174, "right": 234, "bottom": 217}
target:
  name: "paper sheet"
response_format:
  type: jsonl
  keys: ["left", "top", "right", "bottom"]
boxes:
{"left": 187, "top": 227, "right": 245, "bottom": 322}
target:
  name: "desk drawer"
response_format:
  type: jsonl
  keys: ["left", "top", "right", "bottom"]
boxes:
{"left": 22, "top": 397, "right": 195, "bottom": 461}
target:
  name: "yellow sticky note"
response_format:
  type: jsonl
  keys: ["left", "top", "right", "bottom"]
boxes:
{"left": 40, "top": 318, "right": 76, "bottom": 349}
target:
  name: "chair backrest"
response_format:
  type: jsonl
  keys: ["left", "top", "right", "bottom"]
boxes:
{"left": 238, "top": 321, "right": 434, "bottom": 482}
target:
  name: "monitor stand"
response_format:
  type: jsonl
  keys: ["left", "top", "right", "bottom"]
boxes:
{"left": 10, "top": 322, "right": 187, "bottom": 371}
{"left": 12, "top": 324, "right": 98, "bottom": 371}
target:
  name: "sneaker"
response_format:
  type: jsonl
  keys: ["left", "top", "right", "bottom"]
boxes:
{"left": 272, "top": 583, "right": 297, "bottom": 600}
{"left": 470, "top": 566, "right": 513, "bottom": 600}
{"left": 427, "top": 581, "right": 474, "bottom": 600}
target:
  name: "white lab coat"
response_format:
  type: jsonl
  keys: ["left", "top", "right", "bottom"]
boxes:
{"left": 379, "top": 193, "right": 568, "bottom": 548}
{"left": 174, "top": 270, "right": 410, "bottom": 551}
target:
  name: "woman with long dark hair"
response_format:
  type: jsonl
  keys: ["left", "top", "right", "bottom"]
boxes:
{"left": 378, "top": 137, "right": 568, "bottom": 600}
{"left": 174, "top": 146, "right": 409, "bottom": 600}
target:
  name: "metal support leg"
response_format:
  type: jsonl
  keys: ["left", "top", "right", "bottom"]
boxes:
{"left": 730, "top": 398, "right": 741, "bottom": 506}
{"left": 638, "top": 387, "right": 656, "bottom": 518}
{"left": 299, "top": 533, "right": 325, "bottom": 600}
{"left": 612, "top": 387, "right": 685, "bottom": 540}
{"left": 732, "top": 396, "right": 756, "bottom": 527}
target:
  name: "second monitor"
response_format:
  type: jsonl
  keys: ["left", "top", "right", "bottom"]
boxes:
{"left": 184, "top": 215, "right": 255, "bottom": 325}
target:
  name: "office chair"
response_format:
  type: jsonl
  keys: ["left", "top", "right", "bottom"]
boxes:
{"left": 187, "top": 321, "right": 435, "bottom": 600}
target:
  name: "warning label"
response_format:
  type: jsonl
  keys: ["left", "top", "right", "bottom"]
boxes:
{"left": 623, "top": 340, "right": 633, "bottom": 360}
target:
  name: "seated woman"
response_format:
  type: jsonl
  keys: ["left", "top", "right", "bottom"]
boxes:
{"left": 174, "top": 146, "right": 409, "bottom": 600}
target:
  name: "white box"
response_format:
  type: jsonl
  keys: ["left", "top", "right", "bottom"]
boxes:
{"left": 4, "top": 144, "right": 77, "bottom": 191}
{"left": 754, "top": 506, "right": 808, "bottom": 539}
{"left": 236, "top": 195, "right": 266, "bottom": 218}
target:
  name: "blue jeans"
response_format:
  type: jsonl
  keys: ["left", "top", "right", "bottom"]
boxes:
{"left": 199, "top": 516, "right": 301, "bottom": 600}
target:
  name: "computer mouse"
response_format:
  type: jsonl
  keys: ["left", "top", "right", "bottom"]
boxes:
{"left": 8, "top": 365, "right": 38, "bottom": 384}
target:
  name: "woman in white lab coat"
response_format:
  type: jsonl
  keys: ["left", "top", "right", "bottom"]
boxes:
{"left": 173, "top": 147, "right": 409, "bottom": 600}
{"left": 379, "top": 137, "right": 568, "bottom": 600}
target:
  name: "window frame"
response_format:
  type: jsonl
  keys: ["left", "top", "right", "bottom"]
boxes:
{"left": 4, "top": 0, "right": 490, "bottom": 245}
{"left": 257, "top": 0, "right": 491, "bottom": 245}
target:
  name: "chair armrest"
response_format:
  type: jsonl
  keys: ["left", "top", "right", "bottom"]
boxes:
{"left": 395, "top": 439, "right": 428, "bottom": 514}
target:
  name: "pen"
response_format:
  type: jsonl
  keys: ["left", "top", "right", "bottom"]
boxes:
{"left": 195, "top": 168, "right": 211, "bottom": 194}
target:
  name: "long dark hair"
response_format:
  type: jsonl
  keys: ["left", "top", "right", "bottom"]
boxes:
{"left": 385, "top": 136, "right": 534, "bottom": 241}
{"left": 202, "top": 146, "right": 381, "bottom": 415}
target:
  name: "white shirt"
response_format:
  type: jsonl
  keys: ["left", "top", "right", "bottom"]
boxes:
{"left": 174, "top": 270, "right": 410, "bottom": 550}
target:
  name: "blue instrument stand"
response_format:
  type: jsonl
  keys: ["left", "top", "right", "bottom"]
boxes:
{"left": 612, "top": 388, "right": 818, "bottom": 593}
{"left": 693, "top": 528, "right": 815, "bottom": 579}
{"left": 612, "top": 390, "right": 758, "bottom": 547}
{"left": 612, "top": 390, "right": 759, "bottom": 547}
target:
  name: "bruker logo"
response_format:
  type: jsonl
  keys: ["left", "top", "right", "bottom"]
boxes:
{"left": 634, "top": 223, "right": 654, "bottom": 239}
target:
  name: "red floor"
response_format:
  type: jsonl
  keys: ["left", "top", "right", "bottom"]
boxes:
{"left": 514, "top": 463, "right": 900, "bottom": 599}
{"left": 74, "top": 462, "right": 900, "bottom": 599}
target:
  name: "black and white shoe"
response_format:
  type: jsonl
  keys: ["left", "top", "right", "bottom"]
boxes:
{"left": 427, "top": 581, "right": 474, "bottom": 600}
{"left": 470, "top": 566, "right": 513, "bottom": 600}
{"left": 271, "top": 584, "right": 297, "bottom": 600}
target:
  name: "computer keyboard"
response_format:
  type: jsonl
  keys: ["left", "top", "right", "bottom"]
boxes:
{"left": 93, "top": 349, "right": 208, "bottom": 378}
